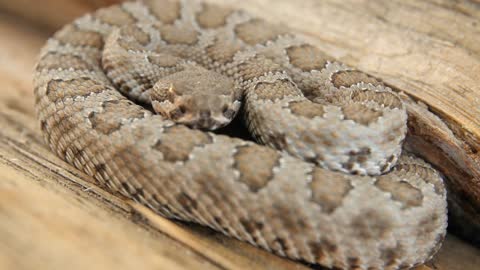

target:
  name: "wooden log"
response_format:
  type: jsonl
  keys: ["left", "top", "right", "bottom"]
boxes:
{"left": 0, "top": 1, "right": 479, "bottom": 269}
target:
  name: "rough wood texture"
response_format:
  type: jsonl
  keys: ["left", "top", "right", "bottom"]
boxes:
{"left": 0, "top": 0, "right": 479, "bottom": 269}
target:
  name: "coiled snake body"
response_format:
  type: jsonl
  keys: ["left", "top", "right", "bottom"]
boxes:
{"left": 33, "top": 0, "right": 447, "bottom": 269}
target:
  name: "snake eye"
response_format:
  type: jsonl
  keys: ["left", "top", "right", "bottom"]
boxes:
{"left": 170, "top": 106, "right": 186, "bottom": 120}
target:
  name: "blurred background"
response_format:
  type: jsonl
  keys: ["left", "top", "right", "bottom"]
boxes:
{"left": 0, "top": 0, "right": 118, "bottom": 31}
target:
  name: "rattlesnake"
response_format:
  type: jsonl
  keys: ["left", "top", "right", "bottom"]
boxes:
{"left": 33, "top": 0, "right": 448, "bottom": 269}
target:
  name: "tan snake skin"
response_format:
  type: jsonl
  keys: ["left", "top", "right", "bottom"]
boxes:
{"left": 33, "top": 0, "right": 448, "bottom": 269}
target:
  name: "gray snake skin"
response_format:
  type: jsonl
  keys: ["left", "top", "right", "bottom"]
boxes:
{"left": 33, "top": 0, "right": 447, "bottom": 269}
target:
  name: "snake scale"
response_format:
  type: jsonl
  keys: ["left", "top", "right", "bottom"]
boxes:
{"left": 33, "top": 0, "right": 448, "bottom": 269}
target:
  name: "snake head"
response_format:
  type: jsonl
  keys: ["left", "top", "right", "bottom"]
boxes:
{"left": 151, "top": 67, "right": 241, "bottom": 130}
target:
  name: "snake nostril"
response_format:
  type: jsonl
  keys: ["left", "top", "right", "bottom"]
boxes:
{"left": 179, "top": 105, "right": 187, "bottom": 114}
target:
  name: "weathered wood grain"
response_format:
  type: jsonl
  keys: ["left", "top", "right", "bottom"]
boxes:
{"left": 0, "top": 1, "right": 479, "bottom": 269}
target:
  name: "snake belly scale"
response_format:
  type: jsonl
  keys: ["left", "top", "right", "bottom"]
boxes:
{"left": 33, "top": 0, "right": 447, "bottom": 269}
